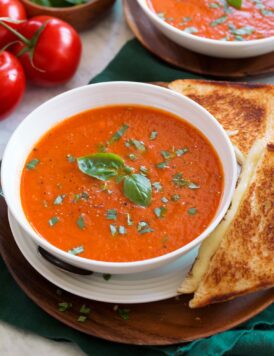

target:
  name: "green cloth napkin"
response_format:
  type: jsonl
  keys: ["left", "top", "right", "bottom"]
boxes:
{"left": 0, "top": 39, "right": 273, "bottom": 356}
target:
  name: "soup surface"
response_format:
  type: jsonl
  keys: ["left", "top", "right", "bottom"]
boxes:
{"left": 147, "top": 0, "right": 274, "bottom": 41}
{"left": 21, "top": 105, "right": 223, "bottom": 262}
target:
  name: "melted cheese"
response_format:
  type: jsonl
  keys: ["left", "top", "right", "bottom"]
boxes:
{"left": 178, "top": 139, "right": 266, "bottom": 294}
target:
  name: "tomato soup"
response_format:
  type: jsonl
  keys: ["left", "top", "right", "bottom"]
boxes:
{"left": 147, "top": 0, "right": 274, "bottom": 41}
{"left": 21, "top": 105, "right": 223, "bottom": 262}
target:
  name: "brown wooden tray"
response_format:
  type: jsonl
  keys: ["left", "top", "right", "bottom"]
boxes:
{"left": 123, "top": 0, "right": 274, "bottom": 79}
{"left": 0, "top": 193, "right": 273, "bottom": 345}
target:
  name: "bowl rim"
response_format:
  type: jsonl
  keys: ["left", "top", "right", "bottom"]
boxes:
{"left": 137, "top": 0, "right": 274, "bottom": 47}
{"left": 1, "top": 81, "right": 237, "bottom": 269}
{"left": 21, "top": 0, "right": 102, "bottom": 12}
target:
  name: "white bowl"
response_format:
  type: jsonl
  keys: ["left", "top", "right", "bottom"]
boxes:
{"left": 137, "top": 0, "right": 274, "bottom": 58}
{"left": 1, "top": 82, "right": 237, "bottom": 274}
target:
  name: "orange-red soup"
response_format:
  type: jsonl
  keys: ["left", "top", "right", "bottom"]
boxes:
{"left": 21, "top": 105, "right": 223, "bottom": 262}
{"left": 147, "top": 0, "right": 274, "bottom": 41}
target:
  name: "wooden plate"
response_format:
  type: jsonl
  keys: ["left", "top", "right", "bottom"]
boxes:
{"left": 123, "top": 0, "right": 274, "bottom": 79}
{"left": 0, "top": 197, "right": 273, "bottom": 345}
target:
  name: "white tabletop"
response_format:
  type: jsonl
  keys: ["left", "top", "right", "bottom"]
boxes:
{"left": 0, "top": 2, "right": 273, "bottom": 355}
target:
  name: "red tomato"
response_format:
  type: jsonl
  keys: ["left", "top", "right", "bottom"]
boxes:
{"left": 0, "top": 0, "right": 26, "bottom": 49}
{"left": 13, "top": 16, "right": 82, "bottom": 86}
{"left": 0, "top": 51, "right": 25, "bottom": 120}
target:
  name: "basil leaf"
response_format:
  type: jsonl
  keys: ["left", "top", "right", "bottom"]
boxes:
{"left": 77, "top": 153, "right": 125, "bottom": 181}
{"left": 227, "top": 0, "right": 242, "bottom": 9}
{"left": 123, "top": 174, "right": 152, "bottom": 207}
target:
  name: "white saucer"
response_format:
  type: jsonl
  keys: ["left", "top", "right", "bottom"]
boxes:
{"left": 8, "top": 210, "right": 198, "bottom": 304}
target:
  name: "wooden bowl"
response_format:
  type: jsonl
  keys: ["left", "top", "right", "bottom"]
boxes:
{"left": 21, "top": 0, "right": 116, "bottom": 31}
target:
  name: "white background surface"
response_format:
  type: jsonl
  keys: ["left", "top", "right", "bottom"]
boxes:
{"left": 0, "top": 1, "right": 273, "bottom": 355}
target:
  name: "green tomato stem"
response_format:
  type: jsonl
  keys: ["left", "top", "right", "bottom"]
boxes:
{"left": 0, "top": 20, "right": 31, "bottom": 46}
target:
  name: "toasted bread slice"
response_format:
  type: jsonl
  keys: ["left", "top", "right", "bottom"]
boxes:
{"left": 188, "top": 144, "right": 274, "bottom": 308}
{"left": 178, "top": 139, "right": 266, "bottom": 295}
{"left": 169, "top": 80, "right": 274, "bottom": 155}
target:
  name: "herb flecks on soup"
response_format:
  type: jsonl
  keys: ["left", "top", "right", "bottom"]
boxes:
{"left": 147, "top": 0, "right": 274, "bottom": 41}
{"left": 21, "top": 105, "right": 223, "bottom": 262}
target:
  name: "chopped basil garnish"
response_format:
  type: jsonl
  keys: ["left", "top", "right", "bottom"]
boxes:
{"left": 210, "top": 15, "right": 227, "bottom": 26}
{"left": 184, "top": 26, "right": 198, "bottom": 33}
{"left": 58, "top": 302, "right": 72, "bottom": 312}
{"left": 74, "top": 192, "right": 89, "bottom": 202}
{"left": 110, "top": 224, "right": 117, "bottom": 236}
{"left": 103, "top": 273, "right": 112, "bottom": 281}
{"left": 54, "top": 194, "right": 65, "bottom": 205}
{"left": 137, "top": 221, "right": 154, "bottom": 234}
{"left": 66, "top": 154, "right": 75, "bottom": 163}
{"left": 68, "top": 245, "right": 84, "bottom": 255}
{"left": 119, "top": 225, "right": 127, "bottom": 235}
{"left": 109, "top": 124, "right": 129, "bottom": 144}
{"left": 171, "top": 194, "right": 181, "bottom": 201}
{"left": 97, "top": 143, "right": 107, "bottom": 153}
{"left": 161, "top": 197, "right": 168, "bottom": 204}
{"left": 157, "top": 12, "right": 166, "bottom": 20}
{"left": 172, "top": 173, "right": 189, "bottom": 187}
{"left": 76, "top": 214, "right": 85, "bottom": 230}
{"left": 79, "top": 304, "right": 90, "bottom": 314}
{"left": 209, "top": 2, "right": 221, "bottom": 8}
{"left": 152, "top": 182, "right": 163, "bottom": 192}
{"left": 150, "top": 131, "right": 158, "bottom": 140}
{"left": 161, "top": 150, "right": 172, "bottom": 160}
{"left": 188, "top": 182, "right": 200, "bottom": 190}
{"left": 172, "top": 173, "right": 199, "bottom": 190}
{"left": 117, "top": 308, "right": 130, "bottom": 320}
{"left": 126, "top": 213, "right": 134, "bottom": 226}
{"left": 126, "top": 139, "right": 146, "bottom": 152}
{"left": 156, "top": 161, "right": 168, "bottom": 169}
{"left": 123, "top": 174, "right": 152, "bottom": 207}
{"left": 230, "top": 26, "right": 254, "bottom": 36}
{"left": 26, "top": 158, "right": 40, "bottom": 170}
{"left": 261, "top": 8, "right": 274, "bottom": 16}
{"left": 140, "top": 166, "right": 148, "bottom": 176}
{"left": 48, "top": 216, "right": 59, "bottom": 227}
{"left": 188, "top": 207, "right": 197, "bottom": 215}
{"left": 77, "top": 315, "right": 87, "bottom": 323}
{"left": 175, "top": 148, "right": 188, "bottom": 156}
{"left": 107, "top": 209, "right": 117, "bottom": 220}
{"left": 128, "top": 153, "right": 136, "bottom": 161}
{"left": 154, "top": 206, "right": 167, "bottom": 218}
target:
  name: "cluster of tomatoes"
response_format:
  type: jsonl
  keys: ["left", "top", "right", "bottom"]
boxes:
{"left": 0, "top": 0, "right": 82, "bottom": 120}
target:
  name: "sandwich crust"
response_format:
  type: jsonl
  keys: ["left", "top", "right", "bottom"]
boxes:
{"left": 169, "top": 80, "right": 274, "bottom": 154}
{"left": 189, "top": 146, "right": 274, "bottom": 308}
